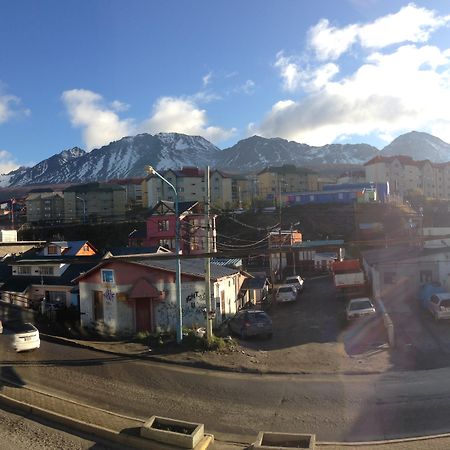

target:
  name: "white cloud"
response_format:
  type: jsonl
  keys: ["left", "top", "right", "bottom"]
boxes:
{"left": 110, "top": 100, "right": 130, "bottom": 112}
{"left": 262, "top": 4, "right": 450, "bottom": 145}
{"left": 141, "top": 96, "right": 236, "bottom": 143}
{"left": 0, "top": 149, "right": 20, "bottom": 174}
{"left": 308, "top": 3, "right": 450, "bottom": 61}
{"left": 0, "top": 93, "right": 30, "bottom": 123}
{"left": 62, "top": 88, "right": 235, "bottom": 148}
{"left": 257, "top": 43, "right": 450, "bottom": 146}
{"left": 359, "top": 3, "right": 450, "bottom": 49}
{"left": 232, "top": 79, "right": 256, "bottom": 95}
{"left": 309, "top": 19, "right": 359, "bottom": 61}
{"left": 202, "top": 71, "right": 213, "bottom": 87}
{"left": 62, "top": 89, "right": 134, "bottom": 150}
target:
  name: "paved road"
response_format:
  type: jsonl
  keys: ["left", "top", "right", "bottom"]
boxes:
{"left": 0, "top": 404, "right": 117, "bottom": 450}
{"left": 4, "top": 338, "right": 450, "bottom": 443}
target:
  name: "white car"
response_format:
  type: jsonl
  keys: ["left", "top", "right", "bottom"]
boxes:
{"left": 427, "top": 293, "right": 450, "bottom": 320}
{"left": 275, "top": 285, "right": 297, "bottom": 303}
{"left": 1, "top": 321, "right": 40, "bottom": 352}
{"left": 346, "top": 298, "right": 376, "bottom": 320}
{"left": 284, "top": 275, "right": 305, "bottom": 292}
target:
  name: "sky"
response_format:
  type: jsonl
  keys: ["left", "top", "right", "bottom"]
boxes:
{"left": 1, "top": 0, "right": 450, "bottom": 173}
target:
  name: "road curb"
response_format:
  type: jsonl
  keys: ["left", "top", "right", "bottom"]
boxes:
{"left": 40, "top": 333, "right": 388, "bottom": 377}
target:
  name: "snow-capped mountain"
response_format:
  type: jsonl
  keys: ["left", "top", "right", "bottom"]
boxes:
{"left": 0, "top": 133, "right": 221, "bottom": 187}
{"left": 380, "top": 131, "right": 450, "bottom": 162}
{"left": 217, "top": 136, "right": 378, "bottom": 170}
{"left": 1, "top": 130, "right": 449, "bottom": 188}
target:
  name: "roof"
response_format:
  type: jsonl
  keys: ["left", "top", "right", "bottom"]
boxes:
{"left": 241, "top": 277, "right": 269, "bottom": 290}
{"left": 361, "top": 246, "right": 422, "bottom": 266}
{"left": 258, "top": 164, "right": 317, "bottom": 176}
{"left": 16, "top": 241, "right": 98, "bottom": 260}
{"left": 148, "top": 200, "right": 199, "bottom": 216}
{"left": 77, "top": 257, "right": 240, "bottom": 282}
{"left": 105, "top": 246, "right": 163, "bottom": 256}
{"left": 211, "top": 258, "right": 243, "bottom": 268}
{"left": 364, "top": 154, "right": 450, "bottom": 168}
{"left": 63, "top": 182, "right": 125, "bottom": 193}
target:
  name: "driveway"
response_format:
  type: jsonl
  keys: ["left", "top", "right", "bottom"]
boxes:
{"left": 223, "top": 275, "right": 390, "bottom": 373}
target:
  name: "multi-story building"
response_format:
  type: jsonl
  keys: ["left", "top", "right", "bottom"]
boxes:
{"left": 108, "top": 178, "right": 144, "bottom": 209}
{"left": 143, "top": 200, "right": 217, "bottom": 255}
{"left": 145, "top": 167, "right": 232, "bottom": 210}
{"left": 365, "top": 155, "right": 450, "bottom": 199}
{"left": 25, "top": 188, "right": 65, "bottom": 224}
{"left": 256, "top": 165, "right": 318, "bottom": 202}
{"left": 63, "top": 182, "right": 126, "bottom": 223}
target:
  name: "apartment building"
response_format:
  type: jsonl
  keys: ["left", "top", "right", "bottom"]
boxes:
{"left": 25, "top": 189, "right": 65, "bottom": 224}
{"left": 365, "top": 155, "right": 450, "bottom": 199}
{"left": 63, "top": 182, "right": 126, "bottom": 223}
{"left": 145, "top": 167, "right": 232, "bottom": 209}
{"left": 256, "top": 165, "right": 318, "bottom": 201}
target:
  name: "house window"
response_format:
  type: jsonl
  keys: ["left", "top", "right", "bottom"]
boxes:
{"left": 101, "top": 269, "right": 115, "bottom": 283}
{"left": 158, "top": 219, "right": 169, "bottom": 232}
{"left": 384, "top": 272, "right": 396, "bottom": 284}
{"left": 93, "top": 291, "right": 104, "bottom": 321}
{"left": 159, "top": 238, "right": 174, "bottom": 249}
{"left": 420, "top": 270, "right": 433, "bottom": 284}
{"left": 47, "top": 245, "right": 58, "bottom": 255}
{"left": 17, "top": 266, "right": 31, "bottom": 275}
{"left": 39, "top": 266, "right": 54, "bottom": 276}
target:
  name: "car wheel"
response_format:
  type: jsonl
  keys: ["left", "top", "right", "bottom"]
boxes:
{"left": 240, "top": 328, "right": 247, "bottom": 340}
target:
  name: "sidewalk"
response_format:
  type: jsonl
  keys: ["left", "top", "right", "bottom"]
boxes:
{"left": 2, "top": 378, "right": 450, "bottom": 449}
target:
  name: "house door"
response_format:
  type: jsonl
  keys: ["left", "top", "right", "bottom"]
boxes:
{"left": 135, "top": 299, "right": 152, "bottom": 332}
{"left": 220, "top": 290, "right": 225, "bottom": 321}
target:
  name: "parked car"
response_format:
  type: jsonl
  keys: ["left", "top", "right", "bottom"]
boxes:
{"left": 346, "top": 297, "right": 376, "bottom": 320}
{"left": 275, "top": 284, "right": 298, "bottom": 303}
{"left": 228, "top": 309, "right": 273, "bottom": 339}
{"left": 1, "top": 321, "right": 40, "bottom": 352}
{"left": 427, "top": 293, "right": 450, "bottom": 320}
{"left": 284, "top": 275, "right": 305, "bottom": 292}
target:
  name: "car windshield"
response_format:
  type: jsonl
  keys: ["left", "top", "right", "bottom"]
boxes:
{"left": 350, "top": 301, "right": 373, "bottom": 311}
{"left": 278, "top": 287, "right": 293, "bottom": 293}
{"left": 248, "top": 312, "right": 269, "bottom": 322}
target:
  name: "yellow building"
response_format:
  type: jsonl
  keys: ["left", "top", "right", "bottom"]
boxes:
{"left": 256, "top": 165, "right": 318, "bottom": 202}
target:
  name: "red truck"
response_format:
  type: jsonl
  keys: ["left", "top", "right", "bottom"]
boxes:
{"left": 331, "top": 259, "right": 367, "bottom": 300}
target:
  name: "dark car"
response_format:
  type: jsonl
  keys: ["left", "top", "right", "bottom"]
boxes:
{"left": 228, "top": 309, "right": 273, "bottom": 339}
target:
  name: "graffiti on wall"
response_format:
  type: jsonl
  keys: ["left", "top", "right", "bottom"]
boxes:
{"left": 155, "top": 282, "right": 209, "bottom": 331}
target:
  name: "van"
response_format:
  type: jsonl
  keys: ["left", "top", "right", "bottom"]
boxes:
{"left": 427, "top": 293, "right": 450, "bottom": 320}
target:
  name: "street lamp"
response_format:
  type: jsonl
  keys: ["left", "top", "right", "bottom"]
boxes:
{"left": 146, "top": 166, "right": 183, "bottom": 344}
{"left": 75, "top": 196, "right": 86, "bottom": 224}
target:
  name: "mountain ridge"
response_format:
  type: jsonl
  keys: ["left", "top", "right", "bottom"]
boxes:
{"left": 1, "top": 130, "right": 449, "bottom": 187}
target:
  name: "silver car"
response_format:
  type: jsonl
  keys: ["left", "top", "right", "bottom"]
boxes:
{"left": 284, "top": 275, "right": 305, "bottom": 292}
{"left": 346, "top": 297, "right": 376, "bottom": 320}
{"left": 427, "top": 293, "right": 450, "bottom": 320}
{"left": 228, "top": 310, "right": 273, "bottom": 339}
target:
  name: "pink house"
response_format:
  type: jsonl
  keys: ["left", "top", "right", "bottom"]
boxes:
{"left": 77, "top": 257, "right": 244, "bottom": 335}
{"left": 135, "top": 200, "right": 216, "bottom": 254}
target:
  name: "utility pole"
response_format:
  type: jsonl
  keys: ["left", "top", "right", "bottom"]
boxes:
{"left": 204, "top": 166, "right": 213, "bottom": 342}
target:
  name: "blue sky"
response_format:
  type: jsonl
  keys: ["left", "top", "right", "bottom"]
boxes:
{"left": 1, "top": 0, "right": 450, "bottom": 172}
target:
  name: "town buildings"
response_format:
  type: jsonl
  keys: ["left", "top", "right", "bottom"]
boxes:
{"left": 365, "top": 155, "right": 450, "bottom": 199}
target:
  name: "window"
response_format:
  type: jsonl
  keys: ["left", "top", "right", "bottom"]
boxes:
{"left": 101, "top": 269, "right": 115, "bottom": 283}
{"left": 39, "top": 266, "right": 54, "bottom": 276}
{"left": 17, "top": 266, "right": 31, "bottom": 275}
{"left": 158, "top": 219, "right": 169, "bottom": 232}
{"left": 47, "top": 245, "right": 58, "bottom": 255}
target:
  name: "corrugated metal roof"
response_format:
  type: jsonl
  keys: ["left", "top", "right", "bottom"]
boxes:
{"left": 136, "top": 258, "right": 239, "bottom": 280}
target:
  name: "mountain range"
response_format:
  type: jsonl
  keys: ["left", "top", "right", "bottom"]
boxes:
{"left": 1, "top": 130, "right": 449, "bottom": 187}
